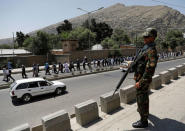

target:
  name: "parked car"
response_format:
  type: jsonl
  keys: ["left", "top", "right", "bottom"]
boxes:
{"left": 9, "top": 78, "right": 66, "bottom": 102}
{"left": 120, "top": 61, "right": 134, "bottom": 72}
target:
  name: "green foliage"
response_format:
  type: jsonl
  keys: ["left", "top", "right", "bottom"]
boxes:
{"left": 101, "top": 37, "right": 116, "bottom": 49}
{"left": 24, "top": 31, "right": 52, "bottom": 55}
{"left": 60, "top": 27, "right": 96, "bottom": 50}
{"left": 0, "top": 44, "right": 12, "bottom": 49}
{"left": 133, "top": 36, "right": 144, "bottom": 48}
{"left": 165, "top": 30, "right": 185, "bottom": 51}
{"left": 49, "top": 34, "right": 61, "bottom": 49}
{"left": 101, "top": 29, "right": 131, "bottom": 49}
{"left": 83, "top": 18, "right": 113, "bottom": 44}
{"left": 60, "top": 31, "right": 71, "bottom": 40}
{"left": 72, "top": 27, "right": 96, "bottom": 50}
{"left": 16, "top": 31, "right": 29, "bottom": 47}
{"left": 56, "top": 20, "right": 72, "bottom": 34}
{"left": 111, "top": 29, "right": 131, "bottom": 45}
{"left": 155, "top": 37, "right": 168, "bottom": 51}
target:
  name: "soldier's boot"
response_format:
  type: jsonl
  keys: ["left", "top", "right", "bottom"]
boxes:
{"left": 132, "top": 119, "right": 148, "bottom": 128}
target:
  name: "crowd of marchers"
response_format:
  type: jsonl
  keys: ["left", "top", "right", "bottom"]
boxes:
{"left": 1, "top": 51, "right": 184, "bottom": 82}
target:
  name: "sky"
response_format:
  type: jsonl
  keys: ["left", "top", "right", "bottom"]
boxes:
{"left": 0, "top": 0, "right": 185, "bottom": 39}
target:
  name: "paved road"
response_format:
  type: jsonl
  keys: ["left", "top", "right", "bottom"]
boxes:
{"left": 0, "top": 58, "right": 185, "bottom": 130}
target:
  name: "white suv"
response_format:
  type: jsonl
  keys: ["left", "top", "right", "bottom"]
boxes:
{"left": 9, "top": 78, "right": 66, "bottom": 102}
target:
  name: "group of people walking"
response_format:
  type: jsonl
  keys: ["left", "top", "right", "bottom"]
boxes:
{"left": 2, "top": 62, "right": 15, "bottom": 82}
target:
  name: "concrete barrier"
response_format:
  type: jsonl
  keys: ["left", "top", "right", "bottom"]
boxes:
{"left": 32, "top": 124, "right": 43, "bottom": 131}
{"left": 120, "top": 85, "right": 136, "bottom": 104}
{"left": 42, "top": 110, "right": 71, "bottom": 131}
{"left": 8, "top": 123, "right": 30, "bottom": 131}
{"left": 182, "top": 63, "right": 185, "bottom": 74}
{"left": 159, "top": 71, "right": 171, "bottom": 84}
{"left": 168, "top": 67, "right": 178, "bottom": 80}
{"left": 100, "top": 91, "right": 120, "bottom": 114}
{"left": 176, "top": 65, "right": 184, "bottom": 76}
{"left": 150, "top": 75, "right": 162, "bottom": 89}
{"left": 75, "top": 99, "right": 99, "bottom": 126}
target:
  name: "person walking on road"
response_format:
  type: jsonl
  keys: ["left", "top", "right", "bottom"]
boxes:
{"left": 6, "top": 67, "right": 15, "bottom": 82}
{"left": 2, "top": 65, "right": 7, "bottom": 81}
{"left": 45, "top": 62, "right": 51, "bottom": 75}
{"left": 32, "top": 64, "right": 37, "bottom": 77}
{"left": 52, "top": 64, "right": 58, "bottom": 74}
{"left": 132, "top": 28, "right": 158, "bottom": 128}
{"left": 76, "top": 59, "right": 80, "bottom": 71}
{"left": 21, "top": 65, "right": 27, "bottom": 78}
{"left": 58, "top": 62, "right": 63, "bottom": 73}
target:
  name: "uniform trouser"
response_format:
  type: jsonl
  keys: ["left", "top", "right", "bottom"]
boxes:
{"left": 136, "top": 86, "right": 149, "bottom": 122}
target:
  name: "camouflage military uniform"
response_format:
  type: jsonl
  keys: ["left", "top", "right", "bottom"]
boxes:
{"left": 134, "top": 42, "right": 158, "bottom": 121}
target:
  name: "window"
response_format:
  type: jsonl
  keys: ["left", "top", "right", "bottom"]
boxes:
{"left": 16, "top": 83, "right": 28, "bottom": 90}
{"left": 39, "top": 81, "right": 48, "bottom": 87}
{"left": 28, "top": 82, "right": 39, "bottom": 88}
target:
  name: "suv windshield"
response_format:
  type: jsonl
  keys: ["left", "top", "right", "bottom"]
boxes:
{"left": 10, "top": 82, "right": 17, "bottom": 90}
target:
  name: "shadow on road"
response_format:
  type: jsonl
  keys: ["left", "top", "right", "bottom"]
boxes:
{"left": 148, "top": 114, "right": 185, "bottom": 131}
{"left": 12, "top": 91, "right": 68, "bottom": 106}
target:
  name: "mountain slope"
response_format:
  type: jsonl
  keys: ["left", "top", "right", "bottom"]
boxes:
{"left": 1, "top": 3, "right": 185, "bottom": 44}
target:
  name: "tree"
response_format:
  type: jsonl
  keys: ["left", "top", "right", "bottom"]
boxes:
{"left": 101, "top": 37, "right": 116, "bottom": 49}
{"left": 16, "top": 31, "right": 29, "bottom": 47}
{"left": 83, "top": 18, "right": 113, "bottom": 43}
{"left": 101, "top": 29, "right": 131, "bottom": 49}
{"left": 56, "top": 20, "right": 72, "bottom": 34}
{"left": 166, "top": 30, "right": 185, "bottom": 51}
{"left": 24, "top": 31, "right": 52, "bottom": 55}
{"left": 111, "top": 29, "right": 131, "bottom": 45}
{"left": 68, "top": 27, "right": 96, "bottom": 50}
{"left": 133, "top": 36, "right": 144, "bottom": 48}
{"left": 49, "top": 34, "right": 61, "bottom": 49}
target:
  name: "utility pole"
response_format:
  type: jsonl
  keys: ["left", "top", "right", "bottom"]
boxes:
{"left": 12, "top": 32, "right": 15, "bottom": 56}
{"left": 77, "top": 7, "right": 104, "bottom": 57}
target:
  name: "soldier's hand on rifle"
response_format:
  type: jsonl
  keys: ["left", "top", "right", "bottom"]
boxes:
{"left": 135, "top": 82, "right": 140, "bottom": 89}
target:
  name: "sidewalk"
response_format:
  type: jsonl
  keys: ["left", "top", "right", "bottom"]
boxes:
{"left": 71, "top": 76, "right": 185, "bottom": 131}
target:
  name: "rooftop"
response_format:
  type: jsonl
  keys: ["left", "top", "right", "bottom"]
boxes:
{"left": 15, "top": 77, "right": 45, "bottom": 84}
{"left": 0, "top": 49, "right": 31, "bottom": 55}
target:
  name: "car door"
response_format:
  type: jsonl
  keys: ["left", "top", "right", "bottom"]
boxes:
{"left": 27, "top": 82, "right": 41, "bottom": 96}
{"left": 38, "top": 81, "right": 52, "bottom": 94}
{"left": 15, "top": 83, "right": 29, "bottom": 98}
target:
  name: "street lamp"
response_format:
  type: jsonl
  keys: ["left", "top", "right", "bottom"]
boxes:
{"left": 77, "top": 7, "right": 104, "bottom": 53}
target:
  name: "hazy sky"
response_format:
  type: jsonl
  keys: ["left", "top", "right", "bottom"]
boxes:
{"left": 0, "top": 0, "right": 185, "bottom": 39}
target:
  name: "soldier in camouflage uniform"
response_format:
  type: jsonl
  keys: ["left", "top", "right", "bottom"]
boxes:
{"left": 132, "top": 28, "right": 158, "bottom": 128}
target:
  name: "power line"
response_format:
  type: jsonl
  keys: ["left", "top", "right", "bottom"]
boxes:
{"left": 150, "top": 0, "right": 185, "bottom": 9}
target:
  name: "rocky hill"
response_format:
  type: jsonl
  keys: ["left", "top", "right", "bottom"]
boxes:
{"left": 1, "top": 3, "right": 185, "bottom": 44}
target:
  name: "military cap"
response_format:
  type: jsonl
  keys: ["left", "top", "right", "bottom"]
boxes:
{"left": 142, "top": 28, "right": 157, "bottom": 38}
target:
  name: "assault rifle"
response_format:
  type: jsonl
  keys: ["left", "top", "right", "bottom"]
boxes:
{"left": 112, "top": 46, "right": 154, "bottom": 97}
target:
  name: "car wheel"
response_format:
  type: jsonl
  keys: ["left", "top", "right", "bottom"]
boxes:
{"left": 22, "top": 94, "right": 31, "bottom": 102}
{"left": 55, "top": 88, "right": 62, "bottom": 95}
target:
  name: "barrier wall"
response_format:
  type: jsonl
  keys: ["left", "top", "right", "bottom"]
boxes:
{"left": 159, "top": 71, "right": 171, "bottom": 84}
{"left": 150, "top": 75, "right": 162, "bottom": 89}
{"left": 42, "top": 110, "right": 71, "bottom": 131}
{"left": 100, "top": 91, "right": 120, "bottom": 114}
{"left": 120, "top": 85, "right": 136, "bottom": 104}
{"left": 176, "top": 65, "right": 184, "bottom": 76}
{"left": 74, "top": 100, "right": 99, "bottom": 126}
{"left": 168, "top": 68, "right": 178, "bottom": 80}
